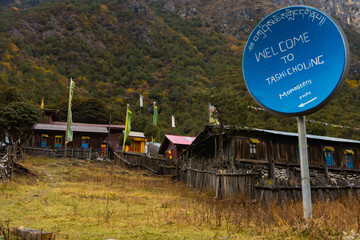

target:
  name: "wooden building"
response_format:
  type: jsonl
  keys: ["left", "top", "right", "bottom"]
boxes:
{"left": 159, "top": 134, "right": 195, "bottom": 159}
{"left": 189, "top": 124, "right": 360, "bottom": 170}
{"left": 124, "top": 131, "right": 147, "bottom": 153}
{"left": 103, "top": 124, "right": 126, "bottom": 151}
{"left": 42, "top": 109, "right": 61, "bottom": 123}
{"left": 176, "top": 124, "right": 360, "bottom": 200}
{"left": 28, "top": 121, "right": 125, "bottom": 152}
{"left": 28, "top": 122, "right": 109, "bottom": 150}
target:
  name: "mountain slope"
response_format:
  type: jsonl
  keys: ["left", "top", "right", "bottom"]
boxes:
{"left": 0, "top": 0, "right": 246, "bottom": 136}
{"left": 1, "top": 0, "right": 360, "bottom": 140}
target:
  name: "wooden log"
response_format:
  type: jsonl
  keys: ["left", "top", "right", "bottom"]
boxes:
{"left": 279, "top": 181, "right": 287, "bottom": 203}
{"left": 13, "top": 226, "right": 54, "bottom": 240}
{"left": 324, "top": 189, "right": 330, "bottom": 201}
{"left": 329, "top": 190, "right": 335, "bottom": 201}
{"left": 13, "top": 163, "right": 36, "bottom": 176}
{"left": 356, "top": 189, "right": 360, "bottom": 198}
{"left": 264, "top": 189, "right": 271, "bottom": 204}
{"left": 318, "top": 189, "right": 325, "bottom": 202}
{"left": 223, "top": 170, "right": 227, "bottom": 197}
{"left": 268, "top": 140, "right": 275, "bottom": 179}
{"left": 215, "top": 172, "right": 220, "bottom": 199}
{"left": 259, "top": 190, "right": 264, "bottom": 203}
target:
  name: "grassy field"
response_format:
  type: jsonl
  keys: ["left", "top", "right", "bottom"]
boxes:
{"left": 1, "top": 156, "right": 360, "bottom": 239}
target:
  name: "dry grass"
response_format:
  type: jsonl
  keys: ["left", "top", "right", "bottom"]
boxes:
{"left": 0, "top": 156, "right": 360, "bottom": 239}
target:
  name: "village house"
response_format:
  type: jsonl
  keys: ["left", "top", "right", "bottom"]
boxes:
{"left": 123, "top": 131, "right": 147, "bottom": 153}
{"left": 178, "top": 124, "right": 360, "bottom": 201}
{"left": 24, "top": 121, "right": 125, "bottom": 158}
{"left": 24, "top": 107, "right": 150, "bottom": 157}
{"left": 188, "top": 124, "right": 360, "bottom": 170}
{"left": 29, "top": 122, "right": 107, "bottom": 150}
{"left": 158, "top": 134, "right": 195, "bottom": 159}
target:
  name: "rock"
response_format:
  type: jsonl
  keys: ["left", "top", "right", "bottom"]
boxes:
{"left": 129, "top": 0, "right": 146, "bottom": 13}
{"left": 11, "top": 27, "right": 24, "bottom": 39}
{"left": 158, "top": 0, "right": 360, "bottom": 41}
{"left": 12, "top": 226, "right": 54, "bottom": 240}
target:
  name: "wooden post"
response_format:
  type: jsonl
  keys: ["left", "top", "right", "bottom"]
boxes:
{"left": 268, "top": 140, "right": 275, "bottom": 179}
{"left": 230, "top": 136, "right": 235, "bottom": 160}
{"left": 106, "top": 114, "right": 111, "bottom": 159}
{"left": 321, "top": 145, "right": 329, "bottom": 184}
{"left": 215, "top": 171, "right": 220, "bottom": 199}
{"left": 89, "top": 147, "right": 92, "bottom": 160}
{"left": 11, "top": 144, "right": 15, "bottom": 180}
{"left": 214, "top": 137, "right": 218, "bottom": 163}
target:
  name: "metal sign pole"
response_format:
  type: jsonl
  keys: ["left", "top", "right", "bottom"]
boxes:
{"left": 297, "top": 115, "right": 312, "bottom": 220}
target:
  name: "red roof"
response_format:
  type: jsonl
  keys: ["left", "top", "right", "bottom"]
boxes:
{"left": 165, "top": 134, "right": 195, "bottom": 145}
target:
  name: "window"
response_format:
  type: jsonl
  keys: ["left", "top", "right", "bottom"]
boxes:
{"left": 55, "top": 135, "right": 63, "bottom": 148}
{"left": 129, "top": 141, "right": 141, "bottom": 152}
{"left": 323, "top": 146, "right": 334, "bottom": 167}
{"left": 249, "top": 138, "right": 259, "bottom": 159}
{"left": 82, "top": 136, "right": 90, "bottom": 149}
{"left": 101, "top": 144, "right": 106, "bottom": 157}
{"left": 41, "top": 134, "right": 48, "bottom": 148}
{"left": 344, "top": 150, "right": 354, "bottom": 168}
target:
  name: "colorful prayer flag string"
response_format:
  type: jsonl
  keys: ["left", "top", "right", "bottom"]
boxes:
{"left": 248, "top": 105, "right": 360, "bottom": 131}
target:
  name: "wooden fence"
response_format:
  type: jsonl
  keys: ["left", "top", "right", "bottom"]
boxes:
{"left": 112, "top": 152, "right": 360, "bottom": 202}
{"left": 114, "top": 152, "right": 257, "bottom": 199}
{"left": 179, "top": 167, "right": 257, "bottom": 198}
{"left": 113, "top": 151, "right": 178, "bottom": 176}
{"left": 0, "top": 147, "right": 5, "bottom": 158}
{"left": 179, "top": 158, "right": 360, "bottom": 202}
{"left": 253, "top": 183, "right": 360, "bottom": 203}
{"left": 23, "top": 146, "right": 360, "bottom": 202}
{"left": 177, "top": 159, "right": 258, "bottom": 198}
{"left": 23, "top": 147, "right": 99, "bottom": 160}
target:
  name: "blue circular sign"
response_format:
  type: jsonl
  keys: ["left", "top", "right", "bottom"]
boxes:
{"left": 243, "top": 6, "right": 349, "bottom": 116}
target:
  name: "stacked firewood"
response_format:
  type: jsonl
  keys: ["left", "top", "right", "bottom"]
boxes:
{"left": 0, "top": 145, "right": 34, "bottom": 181}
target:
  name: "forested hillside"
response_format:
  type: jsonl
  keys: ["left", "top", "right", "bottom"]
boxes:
{"left": 1, "top": 0, "right": 360, "bottom": 140}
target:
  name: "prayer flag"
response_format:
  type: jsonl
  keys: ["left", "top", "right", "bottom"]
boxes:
{"left": 153, "top": 102, "right": 158, "bottom": 126}
{"left": 171, "top": 115, "right": 175, "bottom": 128}
{"left": 122, "top": 105, "right": 132, "bottom": 151}
{"left": 139, "top": 94, "right": 143, "bottom": 107}
{"left": 66, "top": 79, "right": 75, "bottom": 143}
{"left": 209, "top": 103, "right": 219, "bottom": 124}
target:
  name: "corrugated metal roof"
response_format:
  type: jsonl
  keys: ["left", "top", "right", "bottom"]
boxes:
{"left": 49, "top": 121, "right": 125, "bottom": 129}
{"left": 128, "top": 131, "right": 145, "bottom": 138}
{"left": 255, "top": 129, "right": 360, "bottom": 144}
{"left": 165, "top": 134, "right": 195, "bottom": 145}
{"left": 34, "top": 123, "right": 108, "bottom": 133}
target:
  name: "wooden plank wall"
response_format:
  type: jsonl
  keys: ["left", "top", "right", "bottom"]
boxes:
{"left": 180, "top": 156, "right": 360, "bottom": 202}
{"left": 177, "top": 156, "right": 258, "bottom": 198}
{"left": 233, "top": 135, "right": 360, "bottom": 169}
{"left": 253, "top": 184, "right": 360, "bottom": 203}
{"left": 30, "top": 132, "right": 104, "bottom": 150}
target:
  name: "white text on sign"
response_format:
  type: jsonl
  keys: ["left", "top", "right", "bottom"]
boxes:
{"left": 255, "top": 32, "right": 311, "bottom": 63}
